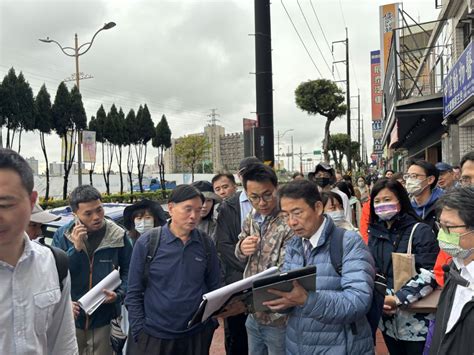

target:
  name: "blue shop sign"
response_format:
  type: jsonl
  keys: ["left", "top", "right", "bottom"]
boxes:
{"left": 443, "top": 41, "right": 473, "bottom": 118}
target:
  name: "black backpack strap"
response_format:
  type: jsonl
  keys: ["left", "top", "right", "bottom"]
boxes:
{"left": 197, "top": 230, "right": 212, "bottom": 278}
{"left": 329, "top": 226, "right": 346, "bottom": 276}
{"left": 41, "top": 242, "right": 69, "bottom": 292}
{"left": 142, "top": 227, "right": 162, "bottom": 289}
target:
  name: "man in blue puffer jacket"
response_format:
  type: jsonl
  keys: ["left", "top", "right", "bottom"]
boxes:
{"left": 264, "top": 180, "right": 375, "bottom": 355}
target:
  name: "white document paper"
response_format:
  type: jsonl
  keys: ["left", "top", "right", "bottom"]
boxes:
{"left": 78, "top": 269, "right": 121, "bottom": 315}
{"left": 200, "top": 266, "right": 279, "bottom": 322}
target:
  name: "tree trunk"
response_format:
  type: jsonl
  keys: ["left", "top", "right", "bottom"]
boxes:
{"left": 127, "top": 145, "right": 134, "bottom": 200}
{"left": 117, "top": 146, "right": 123, "bottom": 195}
{"left": 6, "top": 127, "right": 10, "bottom": 149}
{"left": 17, "top": 128, "right": 22, "bottom": 154}
{"left": 89, "top": 162, "right": 95, "bottom": 186}
{"left": 105, "top": 143, "right": 113, "bottom": 195}
{"left": 159, "top": 147, "right": 166, "bottom": 197}
{"left": 40, "top": 133, "right": 50, "bottom": 201}
{"left": 101, "top": 142, "right": 108, "bottom": 194}
{"left": 322, "top": 119, "right": 332, "bottom": 163}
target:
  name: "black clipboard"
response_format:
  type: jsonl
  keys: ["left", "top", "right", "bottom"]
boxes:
{"left": 252, "top": 265, "right": 316, "bottom": 312}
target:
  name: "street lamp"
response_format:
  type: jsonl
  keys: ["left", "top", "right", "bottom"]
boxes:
{"left": 276, "top": 129, "right": 294, "bottom": 170}
{"left": 39, "top": 22, "right": 116, "bottom": 186}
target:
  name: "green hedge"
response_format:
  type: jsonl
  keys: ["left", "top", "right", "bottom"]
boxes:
{"left": 39, "top": 190, "right": 171, "bottom": 210}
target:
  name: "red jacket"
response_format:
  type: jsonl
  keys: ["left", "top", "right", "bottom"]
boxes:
{"left": 360, "top": 198, "right": 370, "bottom": 244}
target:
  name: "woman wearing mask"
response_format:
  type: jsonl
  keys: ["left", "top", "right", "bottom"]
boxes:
{"left": 123, "top": 199, "right": 168, "bottom": 243}
{"left": 356, "top": 176, "right": 370, "bottom": 203}
{"left": 368, "top": 178, "right": 439, "bottom": 355}
{"left": 322, "top": 192, "right": 357, "bottom": 231}
{"left": 192, "top": 180, "right": 222, "bottom": 243}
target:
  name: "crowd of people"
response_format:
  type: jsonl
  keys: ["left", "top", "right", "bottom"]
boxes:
{"left": 1, "top": 147, "right": 474, "bottom": 355}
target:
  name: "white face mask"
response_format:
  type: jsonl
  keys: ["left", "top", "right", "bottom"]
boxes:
{"left": 327, "top": 210, "right": 345, "bottom": 222}
{"left": 405, "top": 177, "right": 428, "bottom": 196}
{"left": 134, "top": 218, "right": 154, "bottom": 234}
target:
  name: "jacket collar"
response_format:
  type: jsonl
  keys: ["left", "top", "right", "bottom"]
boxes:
{"left": 64, "top": 218, "right": 125, "bottom": 250}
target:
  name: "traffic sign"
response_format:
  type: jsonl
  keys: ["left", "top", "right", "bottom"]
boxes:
{"left": 313, "top": 150, "right": 321, "bottom": 155}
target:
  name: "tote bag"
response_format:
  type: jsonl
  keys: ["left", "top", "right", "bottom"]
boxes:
{"left": 392, "top": 223, "right": 420, "bottom": 292}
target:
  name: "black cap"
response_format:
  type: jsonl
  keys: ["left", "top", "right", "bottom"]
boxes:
{"left": 123, "top": 199, "right": 167, "bottom": 230}
{"left": 314, "top": 163, "right": 334, "bottom": 176}
{"left": 191, "top": 181, "right": 222, "bottom": 203}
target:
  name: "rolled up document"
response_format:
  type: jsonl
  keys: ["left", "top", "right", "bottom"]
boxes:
{"left": 78, "top": 269, "right": 121, "bottom": 315}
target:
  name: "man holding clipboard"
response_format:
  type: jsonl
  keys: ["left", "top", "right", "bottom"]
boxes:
{"left": 262, "top": 180, "right": 375, "bottom": 355}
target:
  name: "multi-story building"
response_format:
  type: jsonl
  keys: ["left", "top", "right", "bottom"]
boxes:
{"left": 49, "top": 162, "right": 86, "bottom": 176}
{"left": 378, "top": 0, "right": 473, "bottom": 169}
{"left": 164, "top": 125, "right": 245, "bottom": 174}
{"left": 220, "top": 132, "right": 244, "bottom": 171}
{"left": 26, "top": 157, "right": 39, "bottom": 175}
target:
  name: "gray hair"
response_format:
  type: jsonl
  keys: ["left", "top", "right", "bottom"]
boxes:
{"left": 69, "top": 185, "right": 102, "bottom": 212}
{"left": 437, "top": 187, "right": 474, "bottom": 229}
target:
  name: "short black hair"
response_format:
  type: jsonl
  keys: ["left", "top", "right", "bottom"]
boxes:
{"left": 211, "top": 173, "right": 236, "bottom": 185}
{"left": 321, "top": 191, "right": 343, "bottom": 208}
{"left": 241, "top": 163, "right": 278, "bottom": 190}
{"left": 169, "top": 184, "right": 204, "bottom": 204}
{"left": 292, "top": 172, "right": 304, "bottom": 179}
{"left": 369, "top": 178, "right": 420, "bottom": 224}
{"left": 385, "top": 169, "right": 394, "bottom": 175}
{"left": 436, "top": 187, "right": 474, "bottom": 229}
{"left": 460, "top": 151, "right": 474, "bottom": 169}
{"left": 392, "top": 172, "right": 404, "bottom": 181}
{"left": 69, "top": 185, "right": 102, "bottom": 212}
{"left": 409, "top": 159, "right": 439, "bottom": 190}
{"left": 0, "top": 148, "right": 34, "bottom": 194}
{"left": 335, "top": 180, "right": 353, "bottom": 198}
{"left": 342, "top": 174, "right": 352, "bottom": 183}
{"left": 279, "top": 180, "right": 321, "bottom": 209}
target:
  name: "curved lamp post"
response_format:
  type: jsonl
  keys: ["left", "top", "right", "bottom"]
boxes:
{"left": 39, "top": 22, "right": 116, "bottom": 185}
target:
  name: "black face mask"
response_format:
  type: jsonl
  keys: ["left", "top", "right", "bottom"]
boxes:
{"left": 315, "top": 177, "right": 331, "bottom": 188}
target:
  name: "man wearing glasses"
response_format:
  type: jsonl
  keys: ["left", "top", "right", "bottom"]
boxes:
{"left": 405, "top": 160, "right": 444, "bottom": 232}
{"left": 234, "top": 164, "right": 294, "bottom": 355}
{"left": 460, "top": 151, "right": 474, "bottom": 187}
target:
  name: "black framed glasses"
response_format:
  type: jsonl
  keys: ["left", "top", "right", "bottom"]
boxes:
{"left": 248, "top": 192, "right": 275, "bottom": 204}
{"left": 436, "top": 221, "right": 468, "bottom": 234}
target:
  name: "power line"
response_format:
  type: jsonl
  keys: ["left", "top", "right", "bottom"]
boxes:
{"left": 309, "top": 0, "right": 341, "bottom": 80}
{"left": 337, "top": 0, "right": 360, "bottom": 90}
{"left": 280, "top": 0, "right": 323, "bottom": 77}
{"left": 296, "top": 0, "right": 333, "bottom": 78}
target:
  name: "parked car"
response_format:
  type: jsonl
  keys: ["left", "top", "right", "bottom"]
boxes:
{"left": 42, "top": 203, "right": 131, "bottom": 242}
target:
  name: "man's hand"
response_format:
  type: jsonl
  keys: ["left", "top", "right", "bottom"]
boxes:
{"left": 213, "top": 300, "right": 247, "bottom": 319}
{"left": 383, "top": 295, "right": 398, "bottom": 315}
{"left": 240, "top": 235, "right": 260, "bottom": 256}
{"left": 72, "top": 301, "right": 80, "bottom": 320}
{"left": 103, "top": 289, "right": 117, "bottom": 304}
{"left": 263, "top": 280, "right": 308, "bottom": 311}
{"left": 71, "top": 220, "right": 87, "bottom": 252}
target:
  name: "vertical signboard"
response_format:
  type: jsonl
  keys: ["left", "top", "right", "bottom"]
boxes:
{"left": 371, "top": 50, "right": 383, "bottom": 120}
{"left": 61, "top": 130, "right": 76, "bottom": 163}
{"left": 82, "top": 130, "right": 97, "bottom": 163}
{"left": 380, "top": 3, "right": 400, "bottom": 75}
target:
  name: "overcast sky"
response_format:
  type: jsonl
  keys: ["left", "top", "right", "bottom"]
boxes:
{"left": 0, "top": 0, "right": 440, "bottom": 172}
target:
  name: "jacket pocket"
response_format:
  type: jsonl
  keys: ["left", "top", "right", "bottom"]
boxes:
{"left": 33, "top": 288, "right": 61, "bottom": 334}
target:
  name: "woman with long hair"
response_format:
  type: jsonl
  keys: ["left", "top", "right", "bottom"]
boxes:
{"left": 368, "top": 178, "right": 439, "bottom": 355}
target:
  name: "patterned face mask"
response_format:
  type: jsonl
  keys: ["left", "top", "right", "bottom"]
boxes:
{"left": 438, "top": 229, "right": 474, "bottom": 260}
{"left": 374, "top": 202, "right": 399, "bottom": 221}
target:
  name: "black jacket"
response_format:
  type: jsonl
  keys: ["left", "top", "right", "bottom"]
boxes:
{"left": 215, "top": 192, "right": 247, "bottom": 285}
{"left": 368, "top": 212, "right": 439, "bottom": 290}
{"left": 430, "top": 263, "right": 474, "bottom": 355}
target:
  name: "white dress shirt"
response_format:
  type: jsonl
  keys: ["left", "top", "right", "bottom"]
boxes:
{"left": 239, "top": 189, "right": 253, "bottom": 227}
{"left": 446, "top": 258, "right": 474, "bottom": 333}
{"left": 303, "top": 217, "right": 328, "bottom": 251}
{"left": 0, "top": 235, "right": 78, "bottom": 354}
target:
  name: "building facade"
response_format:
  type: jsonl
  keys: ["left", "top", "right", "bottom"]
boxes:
{"left": 26, "top": 157, "right": 39, "bottom": 175}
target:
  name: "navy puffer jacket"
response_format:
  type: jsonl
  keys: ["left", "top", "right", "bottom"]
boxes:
{"left": 283, "top": 217, "right": 375, "bottom": 355}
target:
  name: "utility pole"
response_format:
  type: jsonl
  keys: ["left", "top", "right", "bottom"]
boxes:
{"left": 332, "top": 27, "right": 351, "bottom": 172}
{"left": 254, "top": 0, "right": 274, "bottom": 166}
{"left": 345, "top": 28, "right": 351, "bottom": 172}
{"left": 287, "top": 146, "right": 290, "bottom": 171}
{"left": 207, "top": 108, "right": 220, "bottom": 173}
{"left": 291, "top": 135, "right": 294, "bottom": 171}
{"left": 299, "top": 146, "right": 303, "bottom": 173}
{"left": 358, "top": 89, "right": 361, "bottom": 157}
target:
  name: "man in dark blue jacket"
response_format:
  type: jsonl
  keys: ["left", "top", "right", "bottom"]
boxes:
{"left": 53, "top": 185, "right": 133, "bottom": 355}
{"left": 126, "top": 184, "right": 221, "bottom": 355}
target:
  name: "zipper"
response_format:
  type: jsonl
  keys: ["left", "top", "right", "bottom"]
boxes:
{"left": 84, "top": 255, "right": 94, "bottom": 331}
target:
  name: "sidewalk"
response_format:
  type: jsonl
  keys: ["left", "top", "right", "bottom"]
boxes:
{"left": 210, "top": 319, "right": 389, "bottom": 355}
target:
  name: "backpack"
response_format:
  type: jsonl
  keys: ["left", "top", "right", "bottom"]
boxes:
{"left": 142, "top": 226, "right": 212, "bottom": 289}
{"left": 39, "top": 240, "right": 69, "bottom": 292}
{"left": 329, "top": 227, "right": 384, "bottom": 342}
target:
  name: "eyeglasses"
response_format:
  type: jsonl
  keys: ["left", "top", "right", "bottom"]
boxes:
{"left": 460, "top": 176, "right": 472, "bottom": 187}
{"left": 436, "top": 221, "right": 469, "bottom": 234}
{"left": 279, "top": 209, "right": 304, "bottom": 222}
{"left": 403, "top": 173, "right": 426, "bottom": 180}
{"left": 248, "top": 192, "right": 275, "bottom": 204}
